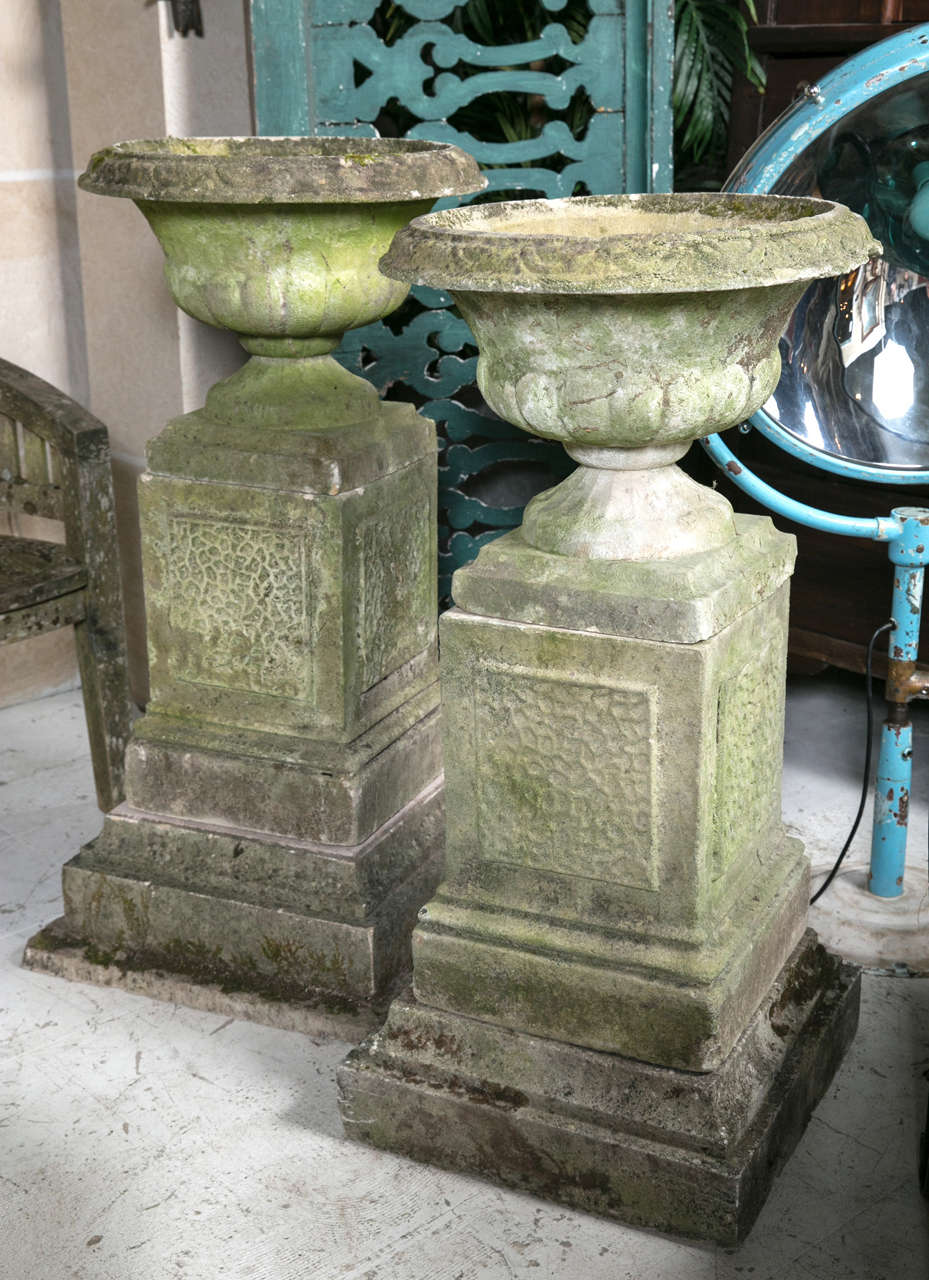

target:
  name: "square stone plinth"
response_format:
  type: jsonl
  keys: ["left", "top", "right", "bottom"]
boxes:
{"left": 40, "top": 775, "right": 444, "bottom": 1019}
{"left": 142, "top": 398, "right": 438, "bottom": 744}
{"left": 417, "top": 515, "right": 805, "bottom": 1071}
{"left": 34, "top": 395, "right": 449, "bottom": 1025}
{"left": 338, "top": 932, "right": 861, "bottom": 1245}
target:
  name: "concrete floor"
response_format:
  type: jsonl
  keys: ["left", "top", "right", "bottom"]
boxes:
{"left": 1, "top": 677, "right": 928, "bottom": 1279}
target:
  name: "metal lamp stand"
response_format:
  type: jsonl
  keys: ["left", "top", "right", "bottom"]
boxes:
{"left": 703, "top": 431, "right": 929, "bottom": 971}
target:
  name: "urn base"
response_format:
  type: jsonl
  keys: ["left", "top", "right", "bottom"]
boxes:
{"left": 521, "top": 454, "right": 737, "bottom": 561}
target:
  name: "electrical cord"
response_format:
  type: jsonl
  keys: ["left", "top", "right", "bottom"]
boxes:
{"left": 809, "top": 618, "right": 896, "bottom": 906}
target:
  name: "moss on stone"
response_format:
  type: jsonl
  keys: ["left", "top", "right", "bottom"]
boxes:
{"left": 78, "top": 136, "right": 485, "bottom": 205}
{"left": 70, "top": 930, "right": 364, "bottom": 1016}
{"left": 380, "top": 192, "right": 880, "bottom": 295}
{"left": 25, "top": 925, "right": 71, "bottom": 954}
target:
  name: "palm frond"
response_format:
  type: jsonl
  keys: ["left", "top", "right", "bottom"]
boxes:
{"left": 673, "top": 0, "right": 763, "bottom": 165}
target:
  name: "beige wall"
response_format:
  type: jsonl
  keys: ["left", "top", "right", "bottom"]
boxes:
{"left": 60, "top": 0, "right": 251, "bottom": 703}
{"left": 0, "top": 0, "right": 86, "bottom": 397}
{"left": 0, "top": 0, "right": 88, "bottom": 703}
{"left": 2, "top": 0, "right": 251, "bottom": 706}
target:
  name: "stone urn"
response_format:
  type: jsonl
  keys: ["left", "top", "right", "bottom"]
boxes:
{"left": 380, "top": 192, "right": 880, "bottom": 560}
{"left": 78, "top": 136, "right": 481, "bottom": 430}
{"left": 35, "top": 137, "right": 486, "bottom": 1029}
{"left": 338, "top": 193, "right": 880, "bottom": 1243}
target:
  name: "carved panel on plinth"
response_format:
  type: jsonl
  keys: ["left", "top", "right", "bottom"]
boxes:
{"left": 168, "top": 516, "right": 311, "bottom": 700}
{"left": 475, "top": 665, "right": 657, "bottom": 889}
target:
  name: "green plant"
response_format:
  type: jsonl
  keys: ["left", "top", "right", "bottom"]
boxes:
{"left": 673, "top": 0, "right": 765, "bottom": 174}
{"left": 448, "top": 0, "right": 588, "bottom": 44}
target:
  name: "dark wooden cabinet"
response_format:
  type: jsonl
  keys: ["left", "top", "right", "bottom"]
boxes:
{"left": 727, "top": 1, "right": 929, "bottom": 174}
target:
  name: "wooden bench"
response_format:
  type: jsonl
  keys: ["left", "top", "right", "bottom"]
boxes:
{"left": 0, "top": 357, "right": 131, "bottom": 810}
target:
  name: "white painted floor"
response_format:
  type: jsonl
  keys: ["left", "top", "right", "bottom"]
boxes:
{"left": 1, "top": 678, "right": 928, "bottom": 1280}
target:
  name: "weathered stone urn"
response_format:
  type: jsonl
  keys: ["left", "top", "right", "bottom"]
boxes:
{"left": 338, "top": 194, "right": 880, "bottom": 1238}
{"left": 24, "top": 137, "right": 484, "bottom": 1033}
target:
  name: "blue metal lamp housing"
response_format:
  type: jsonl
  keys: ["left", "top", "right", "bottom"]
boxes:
{"left": 702, "top": 23, "right": 929, "bottom": 906}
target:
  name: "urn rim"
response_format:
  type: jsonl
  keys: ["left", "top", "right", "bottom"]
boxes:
{"left": 78, "top": 135, "right": 486, "bottom": 205}
{"left": 379, "top": 192, "right": 882, "bottom": 295}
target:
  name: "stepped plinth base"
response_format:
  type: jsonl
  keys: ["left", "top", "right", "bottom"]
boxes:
{"left": 23, "top": 777, "right": 443, "bottom": 1031}
{"left": 23, "top": 918, "right": 385, "bottom": 1040}
{"left": 338, "top": 932, "right": 860, "bottom": 1245}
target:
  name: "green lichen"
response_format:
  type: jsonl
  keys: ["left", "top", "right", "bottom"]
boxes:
{"left": 25, "top": 926, "right": 71, "bottom": 954}
{"left": 261, "top": 936, "right": 349, "bottom": 990}
{"left": 70, "top": 931, "right": 363, "bottom": 1016}
{"left": 83, "top": 941, "right": 117, "bottom": 968}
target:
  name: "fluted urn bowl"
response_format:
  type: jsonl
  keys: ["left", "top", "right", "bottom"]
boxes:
{"left": 381, "top": 193, "right": 880, "bottom": 559}
{"left": 79, "top": 136, "right": 484, "bottom": 425}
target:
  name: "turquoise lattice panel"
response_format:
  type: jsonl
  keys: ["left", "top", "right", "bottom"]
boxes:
{"left": 250, "top": 0, "right": 673, "bottom": 602}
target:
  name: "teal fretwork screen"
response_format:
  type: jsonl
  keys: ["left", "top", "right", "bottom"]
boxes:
{"left": 248, "top": 0, "right": 674, "bottom": 601}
